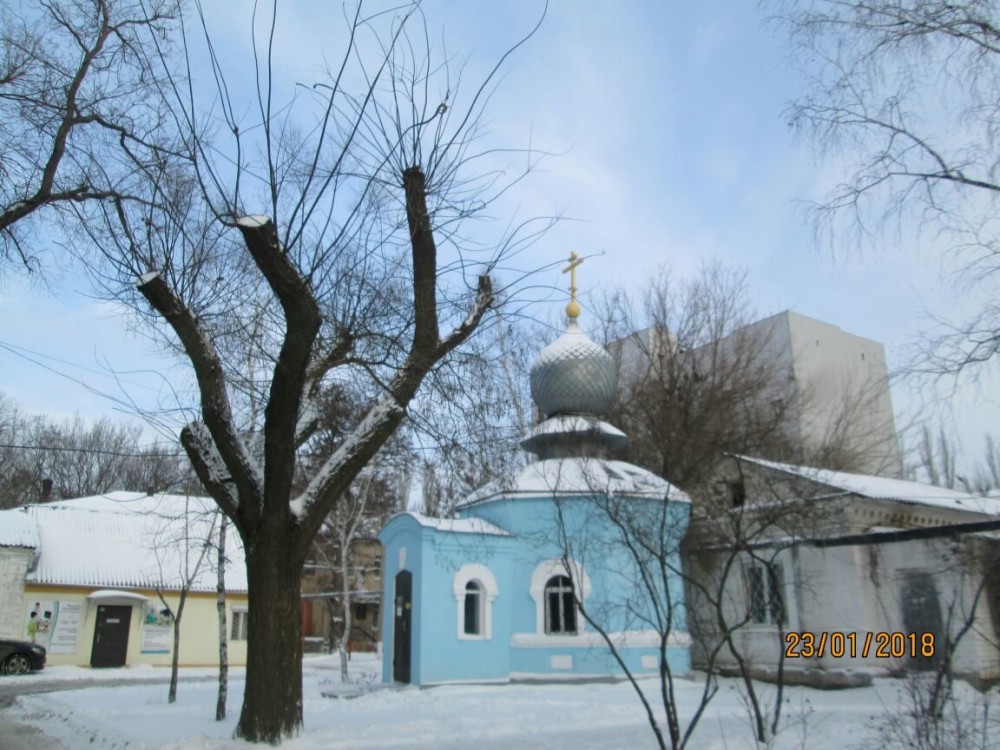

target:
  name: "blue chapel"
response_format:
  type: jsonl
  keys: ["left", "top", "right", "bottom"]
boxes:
{"left": 378, "top": 262, "right": 692, "bottom": 685}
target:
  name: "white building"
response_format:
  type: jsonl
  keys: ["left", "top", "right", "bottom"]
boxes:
{"left": 685, "top": 455, "right": 1000, "bottom": 688}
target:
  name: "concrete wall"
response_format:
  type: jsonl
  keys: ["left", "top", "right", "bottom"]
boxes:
{"left": 0, "top": 547, "right": 34, "bottom": 638}
{"left": 736, "top": 311, "right": 902, "bottom": 476}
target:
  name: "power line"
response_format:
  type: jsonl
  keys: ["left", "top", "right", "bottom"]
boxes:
{"left": 0, "top": 442, "right": 183, "bottom": 458}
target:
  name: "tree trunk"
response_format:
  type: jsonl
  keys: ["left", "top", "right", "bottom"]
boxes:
{"left": 339, "top": 538, "right": 352, "bottom": 683}
{"left": 235, "top": 532, "right": 305, "bottom": 743}
{"left": 216, "top": 514, "right": 228, "bottom": 722}
{"left": 168, "top": 591, "right": 186, "bottom": 704}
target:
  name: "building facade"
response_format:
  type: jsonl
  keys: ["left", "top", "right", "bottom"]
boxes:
{"left": 378, "top": 302, "right": 691, "bottom": 685}
{"left": 731, "top": 311, "right": 902, "bottom": 477}
{"left": 0, "top": 492, "right": 249, "bottom": 669}
{"left": 617, "top": 310, "right": 903, "bottom": 478}
{"left": 685, "top": 455, "right": 1000, "bottom": 687}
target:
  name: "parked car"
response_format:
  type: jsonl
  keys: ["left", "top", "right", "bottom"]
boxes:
{"left": 0, "top": 639, "right": 46, "bottom": 675}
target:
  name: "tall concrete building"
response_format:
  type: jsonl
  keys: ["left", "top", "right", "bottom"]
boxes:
{"left": 728, "top": 311, "right": 902, "bottom": 477}
{"left": 617, "top": 310, "right": 903, "bottom": 478}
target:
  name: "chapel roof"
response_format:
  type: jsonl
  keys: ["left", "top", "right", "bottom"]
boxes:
{"left": 458, "top": 457, "right": 690, "bottom": 509}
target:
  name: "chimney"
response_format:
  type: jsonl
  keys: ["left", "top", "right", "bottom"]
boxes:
{"left": 41, "top": 478, "right": 53, "bottom": 501}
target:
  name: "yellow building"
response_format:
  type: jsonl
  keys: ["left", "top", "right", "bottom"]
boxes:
{"left": 0, "top": 492, "right": 248, "bottom": 669}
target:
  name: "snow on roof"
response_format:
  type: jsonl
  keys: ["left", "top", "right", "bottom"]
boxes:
{"left": 522, "top": 415, "right": 627, "bottom": 440}
{"left": 0, "top": 508, "right": 40, "bottom": 549}
{"left": 458, "top": 457, "right": 689, "bottom": 508}
{"left": 15, "top": 492, "right": 247, "bottom": 593}
{"left": 397, "top": 512, "right": 510, "bottom": 536}
{"left": 734, "top": 456, "right": 1000, "bottom": 516}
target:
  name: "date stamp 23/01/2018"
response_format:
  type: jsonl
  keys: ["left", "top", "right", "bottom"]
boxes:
{"left": 784, "top": 631, "right": 936, "bottom": 659}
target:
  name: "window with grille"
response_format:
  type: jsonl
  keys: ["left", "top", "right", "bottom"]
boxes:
{"left": 231, "top": 608, "right": 249, "bottom": 641}
{"left": 747, "top": 563, "right": 785, "bottom": 626}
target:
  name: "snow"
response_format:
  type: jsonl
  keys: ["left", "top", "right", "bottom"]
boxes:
{"left": 0, "top": 492, "right": 247, "bottom": 592}
{"left": 460, "top": 457, "right": 689, "bottom": 508}
{"left": 5, "top": 653, "right": 996, "bottom": 749}
{"left": 399, "top": 511, "right": 510, "bottom": 535}
{"left": 522, "top": 415, "right": 626, "bottom": 441}
{"left": 138, "top": 271, "right": 160, "bottom": 285}
{"left": 235, "top": 215, "right": 271, "bottom": 228}
{"left": 736, "top": 455, "right": 1000, "bottom": 515}
{"left": 0, "top": 507, "right": 39, "bottom": 548}
{"left": 295, "top": 396, "right": 404, "bottom": 520}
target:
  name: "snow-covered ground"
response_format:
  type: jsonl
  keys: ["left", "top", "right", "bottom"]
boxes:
{"left": 3, "top": 655, "right": 995, "bottom": 749}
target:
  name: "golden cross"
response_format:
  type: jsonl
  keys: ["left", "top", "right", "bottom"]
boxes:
{"left": 562, "top": 251, "right": 584, "bottom": 319}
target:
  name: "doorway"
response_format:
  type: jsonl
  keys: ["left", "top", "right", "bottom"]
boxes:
{"left": 392, "top": 570, "right": 412, "bottom": 683}
{"left": 900, "top": 572, "right": 943, "bottom": 670}
{"left": 91, "top": 605, "right": 132, "bottom": 668}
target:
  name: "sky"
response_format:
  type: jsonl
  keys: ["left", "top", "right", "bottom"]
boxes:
{"left": 1, "top": 0, "right": 997, "bottom": 472}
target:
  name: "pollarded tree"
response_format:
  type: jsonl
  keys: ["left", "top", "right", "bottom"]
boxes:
{"left": 76, "top": 1, "right": 548, "bottom": 743}
{"left": 778, "top": 0, "right": 1000, "bottom": 375}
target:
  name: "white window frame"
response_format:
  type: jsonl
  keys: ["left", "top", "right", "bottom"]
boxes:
{"left": 745, "top": 560, "right": 786, "bottom": 628}
{"left": 529, "top": 559, "right": 591, "bottom": 637}
{"left": 231, "top": 607, "right": 249, "bottom": 641}
{"left": 544, "top": 574, "right": 577, "bottom": 634}
{"left": 453, "top": 563, "right": 498, "bottom": 640}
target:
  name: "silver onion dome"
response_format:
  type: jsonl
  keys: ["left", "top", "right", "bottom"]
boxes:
{"left": 529, "top": 320, "right": 617, "bottom": 418}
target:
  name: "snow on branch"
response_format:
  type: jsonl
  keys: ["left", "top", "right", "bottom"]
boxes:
{"left": 180, "top": 422, "right": 243, "bottom": 531}
{"left": 236, "top": 215, "right": 271, "bottom": 228}
{"left": 291, "top": 394, "right": 405, "bottom": 522}
{"left": 437, "top": 274, "right": 494, "bottom": 355}
{"left": 137, "top": 272, "right": 264, "bottom": 516}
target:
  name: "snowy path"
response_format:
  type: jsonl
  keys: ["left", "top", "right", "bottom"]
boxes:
{"left": 1, "top": 654, "right": 991, "bottom": 749}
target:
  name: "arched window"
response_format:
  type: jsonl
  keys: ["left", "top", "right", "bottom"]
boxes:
{"left": 453, "top": 564, "right": 498, "bottom": 640}
{"left": 544, "top": 575, "right": 577, "bottom": 634}
{"left": 464, "top": 580, "right": 482, "bottom": 636}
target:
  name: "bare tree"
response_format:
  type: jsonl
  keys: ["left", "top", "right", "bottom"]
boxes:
{"left": 909, "top": 423, "right": 1000, "bottom": 493}
{"left": 0, "top": 0, "right": 179, "bottom": 271}
{"left": 777, "top": 0, "right": 1000, "bottom": 375}
{"left": 603, "top": 264, "right": 900, "bottom": 487}
{"left": 867, "top": 539, "right": 1000, "bottom": 749}
{"left": 149, "top": 495, "right": 218, "bottom": 704}
{"left": 72, "top": 2, "right": 548, "bottom": 742}
{"left": 0, "top": 394, "right": 191, "bottom": 508}
{"left": 416, "top": 318, "right": 538, "bottom": 517}
{"left": 601, "top": 265, "right": 800, "bottom": 490}
{"left": 298, "top": 384, "right": 409, "bottom": 680}
{"left": 215, "top": 513, "right": 229, "bottom": 721}
{"left": 546, "top": 456, "right": 826, "bottom": 750}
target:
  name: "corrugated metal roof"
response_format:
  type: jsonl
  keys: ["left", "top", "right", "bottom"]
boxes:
{"left": 2, "top": 492, "right": 247, "bottom": 592}
{"left": 0, "top": 507, "right": 40, "bottom": 548}
{"left": 735, "top": 456, "right": 1000, "bottom": 516}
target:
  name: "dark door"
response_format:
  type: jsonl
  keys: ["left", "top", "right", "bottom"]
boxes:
{"left": 901, "top": 572, "right": 943, "bottom": 671}
{"left": 91, "top": 605, "right": 132, "bottom": 668}
{"left": 393, "top": 570, "right": 412, "bottom": 683}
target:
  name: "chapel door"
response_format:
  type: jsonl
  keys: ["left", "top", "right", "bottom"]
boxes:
{"left": 900, "top": 572, "right": 943, "bottom": 671}
{"left": 91, "top": 605, "right": 132, "bottom": 668}
{"left": 393, "top": 570, "right": 413, "bottom": 683}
